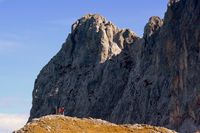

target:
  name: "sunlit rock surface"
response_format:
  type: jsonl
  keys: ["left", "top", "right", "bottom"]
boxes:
{"left": 16, "top": 115, "right": 176, "bottom": 133}
{"left": 29, "top": 0, "right": 200, "bottom": 132}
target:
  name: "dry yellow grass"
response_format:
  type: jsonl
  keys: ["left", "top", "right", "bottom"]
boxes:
{"left": 15, "top": 115, "right": 177, "bottom": 133}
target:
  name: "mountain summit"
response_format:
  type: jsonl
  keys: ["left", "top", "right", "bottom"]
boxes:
{"left": 29, "top": 0, "right": 200, "bottom": 132}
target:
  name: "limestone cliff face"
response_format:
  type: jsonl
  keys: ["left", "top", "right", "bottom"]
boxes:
{"left": 29, "top": 0, "right": 200, "bottom": 132}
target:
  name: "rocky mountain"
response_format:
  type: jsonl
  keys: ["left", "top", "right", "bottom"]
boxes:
{"left": 29, "top": 0, "right": 200, "bottom": 132}
{"left": 15, "top": 115, "right": 176, "bottom": 133}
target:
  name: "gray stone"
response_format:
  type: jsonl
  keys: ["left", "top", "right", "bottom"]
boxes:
{"left": 29, "top": 0, "right": 200, "bottom": 132}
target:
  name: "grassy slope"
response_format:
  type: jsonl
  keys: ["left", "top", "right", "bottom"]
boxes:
{"left": 15, "top": 115, "right": 177, "bottom": 133}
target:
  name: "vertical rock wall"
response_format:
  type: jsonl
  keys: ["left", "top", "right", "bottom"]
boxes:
{"left": 30, "top": 0, "right": 200, "bottom": 132}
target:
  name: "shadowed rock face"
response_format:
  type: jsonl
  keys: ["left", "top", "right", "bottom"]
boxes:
{"left": 29, "top": 0, "right": 200, "bottom": 132}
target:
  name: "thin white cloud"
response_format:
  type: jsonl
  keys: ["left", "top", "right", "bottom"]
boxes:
{"left": 0, "top": 96, "right": 30, "bottom": 110}
{"left": 0, "top": 32, "right": 28, "bottom": 53}
{"left": 0, "top": 113, "right": 28, "bottom": 133}
{"left": 0, "top": 40, "right": 21, "bottom": 55}
{"left": 0, "top": 40, "right": 18, "bottom": 50}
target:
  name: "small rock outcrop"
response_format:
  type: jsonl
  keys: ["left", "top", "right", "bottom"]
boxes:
{"left": 143, "top": 16, "right": 163, "bottom": 40}
{"left": 15, "top": 115, "right": 176, "bottom": 133}
{"left": 29, "top": 0, "right": 200, "bottom": 132}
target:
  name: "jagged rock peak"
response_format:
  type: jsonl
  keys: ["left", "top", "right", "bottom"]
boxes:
{"left": 72, "top": 14, "right": 106, "bottom": 28}
{"left": 65, "top": 14, "right": 139, "bottom": 64}
{"left": 168, "top": 0, "right": 181, "bottom": 6}
{"left": 71, "top": 14, "right": 138, "bottom": 40}
{"left": 71, "top": 14, "right": 117, "bottom": 33}
{"left": 143, "top": 16, "right": 163, "bottom": 39}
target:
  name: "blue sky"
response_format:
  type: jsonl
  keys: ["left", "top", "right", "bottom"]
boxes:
{"left": 0, "top": 0, "right": 167, "bottom": 131}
